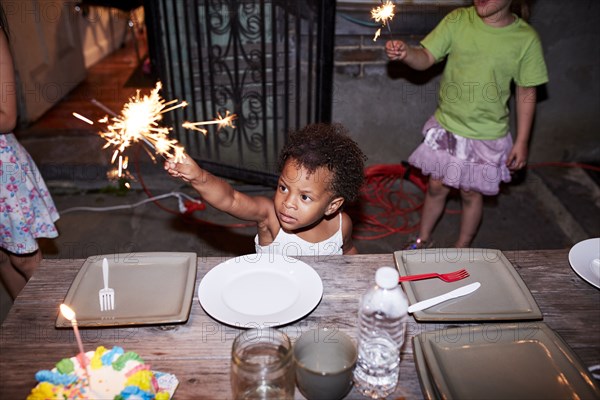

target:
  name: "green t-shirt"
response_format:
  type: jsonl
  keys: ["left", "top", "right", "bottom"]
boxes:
{"left": 421, "top": 6, "right": 549, "bottom": 139}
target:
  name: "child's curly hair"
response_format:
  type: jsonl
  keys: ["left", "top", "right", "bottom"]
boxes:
{"left": 278, "top": 123, "right": 367, "bottom": 203}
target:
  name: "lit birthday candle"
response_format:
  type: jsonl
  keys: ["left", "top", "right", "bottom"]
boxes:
{"left": 60, "top": 304, "right": 90, "bottom": 382}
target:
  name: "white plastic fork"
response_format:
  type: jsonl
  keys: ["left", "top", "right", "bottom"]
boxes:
{"left": 99, "top": 258, "right": 115, "bottom": 311}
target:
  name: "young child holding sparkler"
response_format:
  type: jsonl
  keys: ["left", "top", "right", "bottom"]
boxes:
{"left": 0, "top": 5, "right": 60, "bottom": 298}
{"left": 165, "top": 123, "right": 366, "bottom": 255}
{"left": 385, "top": 0, "right": 548, "bottom": 248}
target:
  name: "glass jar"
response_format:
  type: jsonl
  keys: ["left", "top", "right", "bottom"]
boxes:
{"left": 231, "top": 328, "right": 295, "bottom": 399}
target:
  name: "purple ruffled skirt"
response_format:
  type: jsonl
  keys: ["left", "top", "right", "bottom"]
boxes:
{"left": 408, "top": 116, "right": 512, "bottom": 196}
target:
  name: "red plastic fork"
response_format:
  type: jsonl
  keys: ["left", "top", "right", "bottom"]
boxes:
{"left": 398, "top": 269, "right": 469, "bottom": 283}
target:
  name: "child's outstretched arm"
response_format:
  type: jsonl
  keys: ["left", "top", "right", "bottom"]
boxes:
{"left": 507, "top": 85, "right": 536, "bottom": 171}
{"left": 164, "top": 156, "right": 273, "bottom": 223}
{"left": 385, "top": 40, "right": 436, "bottom": 71}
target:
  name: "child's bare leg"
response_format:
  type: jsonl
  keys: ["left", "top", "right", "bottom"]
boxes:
{"left": 455, "top": 189, "right": 483, "bottom": 248}
{"left": 10, "top": 250, "right": 42, "bottom": 280}
{"left": 418, "top": 179, "right": 451, "bottom": 242}
{"left": 0, "top": 249, "right": 28, "bottom": 300}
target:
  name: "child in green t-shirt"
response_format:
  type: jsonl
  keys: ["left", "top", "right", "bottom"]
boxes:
{"left": 386, "top": 0, "right": 548, "bottom": 248}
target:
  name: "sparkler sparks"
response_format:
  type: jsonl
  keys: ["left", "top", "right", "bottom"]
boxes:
{"left": 73, "top": 82, "right": 237, "bottom": 181}
{"left": 371, "top": 0, "right": 396, "bottom": 41}
{"left": 182, "top": 110, "right": 237, "bottom": 135}
{"left": 98, "top": 81, "right": 187, "bottom": 165}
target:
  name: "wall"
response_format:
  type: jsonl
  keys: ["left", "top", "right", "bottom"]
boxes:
{"left": 77, "top": 4, "right": 133, "bottom": 68}
{"left": 4, "top": 1, "right": 132, "bottom": 125}
{"left": 331, "top": 1, "right": 600, "bottom": 165}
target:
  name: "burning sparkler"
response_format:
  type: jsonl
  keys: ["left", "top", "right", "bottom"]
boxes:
{"left": 97, "top": 81, "right": 187, "bottom": 164}
{"left": 371, "top": 0, "right": 396, "bottom": 42}
{"left": 182, "top": 110, "right": 237, "bottom": 135}
{"left": 73, "top": 82, "right": 236, "bottom": 180}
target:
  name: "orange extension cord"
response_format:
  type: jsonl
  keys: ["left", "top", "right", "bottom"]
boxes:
{"left": 133, "top": 149, "right": 600, "bottom": 240}
{"left": 349, "top": 163, "right": 428, "bottom": 240}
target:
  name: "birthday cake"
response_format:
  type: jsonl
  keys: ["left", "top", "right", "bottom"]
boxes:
{"left": 27, "top": 346, "right": 176, "bottom": 400}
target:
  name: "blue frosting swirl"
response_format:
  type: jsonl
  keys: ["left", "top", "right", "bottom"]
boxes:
{"left": 120, "top": 385, "right": 155, "bottom": 400}
{"left": 101, "top": 346, "right": 124, "bottom": 366}
{"left": 35, "top": 370, "right": 78, "bottom": 385}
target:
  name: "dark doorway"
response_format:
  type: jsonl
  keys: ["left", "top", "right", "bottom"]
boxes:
{"left": 144, "top": 0, "right": 336, "bottom": 185}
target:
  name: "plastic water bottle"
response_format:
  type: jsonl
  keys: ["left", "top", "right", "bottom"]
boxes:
{"left": 353, "top": 267, "right": 409, "bottom": 398}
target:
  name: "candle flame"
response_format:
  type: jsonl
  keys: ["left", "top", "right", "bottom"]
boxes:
{"left": 60, "top": 304, "right": 76, "bottom": 321}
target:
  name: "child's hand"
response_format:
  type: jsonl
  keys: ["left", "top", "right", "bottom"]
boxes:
{"left": 385, "top": 40, "right": 407, "bottom": 61}
{"left": 164, "top": 156, "right": 201, "bottom": 183}
{"left": 506, "top": 142, "right": 528, "bottom": 171}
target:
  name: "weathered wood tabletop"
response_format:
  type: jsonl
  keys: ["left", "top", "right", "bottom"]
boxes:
{"left": 1, "top": 250, "right": 599, "bottom": 399}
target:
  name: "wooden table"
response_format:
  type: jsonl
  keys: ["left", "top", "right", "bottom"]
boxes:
{"left": 1, "top": 250, "right": 599, "bottom": 399}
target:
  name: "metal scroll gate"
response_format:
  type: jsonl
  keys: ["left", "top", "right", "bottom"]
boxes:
{"left": 145, "top": 0, "right": 336, "bottom": 185}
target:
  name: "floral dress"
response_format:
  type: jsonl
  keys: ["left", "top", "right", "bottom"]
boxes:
{"left": 0, "top": 133, "right": 59, "bottom": 254}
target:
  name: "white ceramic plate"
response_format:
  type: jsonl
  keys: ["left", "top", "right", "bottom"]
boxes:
{"left": 198, "top": 253, "right": 323, "bottom": 327}
{"left": 568, "top": 237, "right": 600, "bottom": 289}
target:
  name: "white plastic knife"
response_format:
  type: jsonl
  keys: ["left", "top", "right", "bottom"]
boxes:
{"left": 408, "top": 282, "right": 481, "bottom": 313}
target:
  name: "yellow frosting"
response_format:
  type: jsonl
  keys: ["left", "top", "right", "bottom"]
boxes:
{"left": 126, "top": 369, "right": 154, "bottom": 391}
{"left": 90, "top": 345, "right": 107, "bottom": 370}
{"left": 26, "top": 382, "right": 56, "bottom": 400}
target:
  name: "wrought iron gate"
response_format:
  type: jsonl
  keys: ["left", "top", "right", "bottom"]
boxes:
{"left": 145, "top": 0, "right": 336, "bottom": 185}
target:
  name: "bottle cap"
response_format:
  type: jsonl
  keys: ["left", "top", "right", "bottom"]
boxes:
{"left": 375, "top": 267, "right": 399, "bottom": 289}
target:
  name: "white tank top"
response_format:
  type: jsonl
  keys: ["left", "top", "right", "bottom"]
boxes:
{"left": 255, "top": 214, "right": 344, "bottom": 257}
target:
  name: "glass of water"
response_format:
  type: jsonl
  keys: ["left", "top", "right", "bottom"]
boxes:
{"left": 231, "top": 328, "right": 295, "bottom": 399}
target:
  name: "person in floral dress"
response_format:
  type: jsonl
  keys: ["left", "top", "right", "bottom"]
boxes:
{"left": 0, "top": 6, "right": 59, "bottom": 299}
